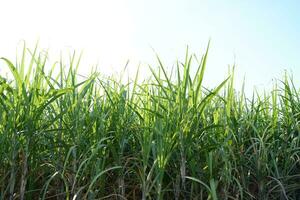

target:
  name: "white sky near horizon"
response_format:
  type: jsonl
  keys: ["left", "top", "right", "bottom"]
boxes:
{"left": 1, "top": 0, "right": 300, "bottom": 93}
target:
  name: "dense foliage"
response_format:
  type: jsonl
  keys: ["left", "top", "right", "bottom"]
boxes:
{"left": 0, "top": 44, "right": 299, "bottom": 199}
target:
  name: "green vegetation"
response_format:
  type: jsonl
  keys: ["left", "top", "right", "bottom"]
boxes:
{"left": 0, "top": 43, "right": 299, "bottom": 200}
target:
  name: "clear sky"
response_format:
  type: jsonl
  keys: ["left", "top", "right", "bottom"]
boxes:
{"left": 1, "top": 0, "right": 300, "bottom": 92}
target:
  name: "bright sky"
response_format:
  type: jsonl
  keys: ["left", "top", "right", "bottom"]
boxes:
{"left": 1, "top": 0, "right": 300, "bottom": 93}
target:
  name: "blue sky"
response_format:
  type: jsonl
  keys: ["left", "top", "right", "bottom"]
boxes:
{"left": 0, "top": 0, "right": 300, "bottom": 93}
{"left": 126, "top": 0, "right": 300, "bottom": 91}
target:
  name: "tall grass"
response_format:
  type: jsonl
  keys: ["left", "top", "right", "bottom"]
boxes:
{"left": 0, "top": 43, "right": 299, "bottom": 199}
